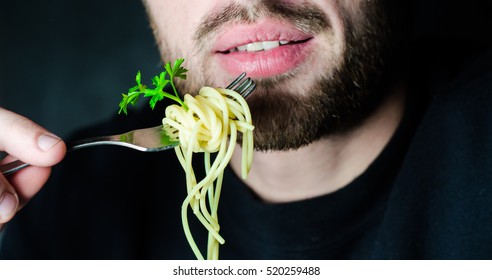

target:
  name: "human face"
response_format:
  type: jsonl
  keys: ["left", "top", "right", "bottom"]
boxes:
{"left": 144, "top": 0, "right": 391, "bottom": 151}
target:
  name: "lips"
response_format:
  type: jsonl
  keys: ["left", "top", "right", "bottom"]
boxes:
{"left": 227, "top": 40, "right": 292, "bottom": 53}
{"left": 212, "top": 19, "right": 315, "bottom": 78}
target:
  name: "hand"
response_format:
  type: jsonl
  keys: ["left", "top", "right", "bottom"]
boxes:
{"left": 0, "top": 107, "right": 66, "bottom": 231}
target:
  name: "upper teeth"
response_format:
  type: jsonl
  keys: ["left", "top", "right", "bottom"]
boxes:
{"left": 229, "top": 40, "right": 290, "bottom": 53}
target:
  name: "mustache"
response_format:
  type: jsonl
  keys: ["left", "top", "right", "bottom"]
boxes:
{"left": 193, "top": 1, "right": 330, "bottom": 44}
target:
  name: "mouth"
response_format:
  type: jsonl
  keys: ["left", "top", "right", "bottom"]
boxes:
{"left": 212, "top": 20, "right": 315, "bottom": 78}
{"left": 220, "top": 39, "right": 311, "bottom": 53}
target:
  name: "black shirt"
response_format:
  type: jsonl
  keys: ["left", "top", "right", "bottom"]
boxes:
{"left": 1, "top": 48, "right": 492, "bottom": 260}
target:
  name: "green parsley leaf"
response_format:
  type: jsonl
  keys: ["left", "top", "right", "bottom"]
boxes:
{"left": 118, "top": 58, "right": 188, "bottom": 115}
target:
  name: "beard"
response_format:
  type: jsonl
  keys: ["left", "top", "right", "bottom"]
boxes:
{"left": 248, "top": 3, "right": 392, "bottom": 151}
{"left": 151, "top": 1, "right": 393, "bottom": 151}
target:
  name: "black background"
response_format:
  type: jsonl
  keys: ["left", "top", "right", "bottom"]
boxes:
{"left": 0, "top": 0, "right": 160, "bottom": 138}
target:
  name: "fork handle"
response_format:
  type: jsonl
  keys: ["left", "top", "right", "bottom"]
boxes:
{"left": 0, "top": 137, "right": 139, "bottom": 176}
{"left": 0, "top": 160, "right": 29, "bottom": 176}
{"left": 0, "top": 139, "right": 103, "bottom": 176}
{"left": 0, "top": 139, "right": 93, "bottom": 176}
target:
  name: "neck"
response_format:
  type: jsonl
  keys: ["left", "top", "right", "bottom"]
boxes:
{"left": 230, "top": 87, "right": 406, "bottom": 203}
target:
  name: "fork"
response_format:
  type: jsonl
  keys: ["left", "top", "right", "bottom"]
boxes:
{"left": 0, "top": 73, "right": 256, "bottom": 176}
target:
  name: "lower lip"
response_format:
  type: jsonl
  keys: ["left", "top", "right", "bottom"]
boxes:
{"left": 215, "top": 40, "right": 313, "bottom": 78}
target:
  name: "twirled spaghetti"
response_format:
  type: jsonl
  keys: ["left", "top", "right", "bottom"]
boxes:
{"left": 162, "top": 86, "right": 254, "bottom": 260}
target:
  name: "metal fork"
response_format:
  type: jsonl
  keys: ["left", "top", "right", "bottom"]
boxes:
{"left": 0, "top": 73, "right": 256, "bottom": 176}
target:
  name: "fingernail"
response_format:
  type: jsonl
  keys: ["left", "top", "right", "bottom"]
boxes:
{"left": 38, "top": 134, "right": 61, "bottom": 151}
{"left": 0, "top": 192, "right": 18, "bottom": 222}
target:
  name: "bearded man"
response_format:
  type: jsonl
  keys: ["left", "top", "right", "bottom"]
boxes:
{"left": 1, "top": 0, "right": 491, "bottom": 259}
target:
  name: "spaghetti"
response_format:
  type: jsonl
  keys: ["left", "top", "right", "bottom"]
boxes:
{"left": 162, "top": 86, "right": 254, "bottom": 260}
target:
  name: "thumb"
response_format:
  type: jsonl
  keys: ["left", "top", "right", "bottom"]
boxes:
{"left": 0, "top": 107, "right": 66, "bottom": 166}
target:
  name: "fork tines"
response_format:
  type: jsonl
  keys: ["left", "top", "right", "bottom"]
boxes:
{"left": 226, "top": 72, "right": 256, "bottom": 98}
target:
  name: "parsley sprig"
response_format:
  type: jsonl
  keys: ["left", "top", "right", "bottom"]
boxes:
{"left": 118, "top": 58, "right": 188, "bottom": 114}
